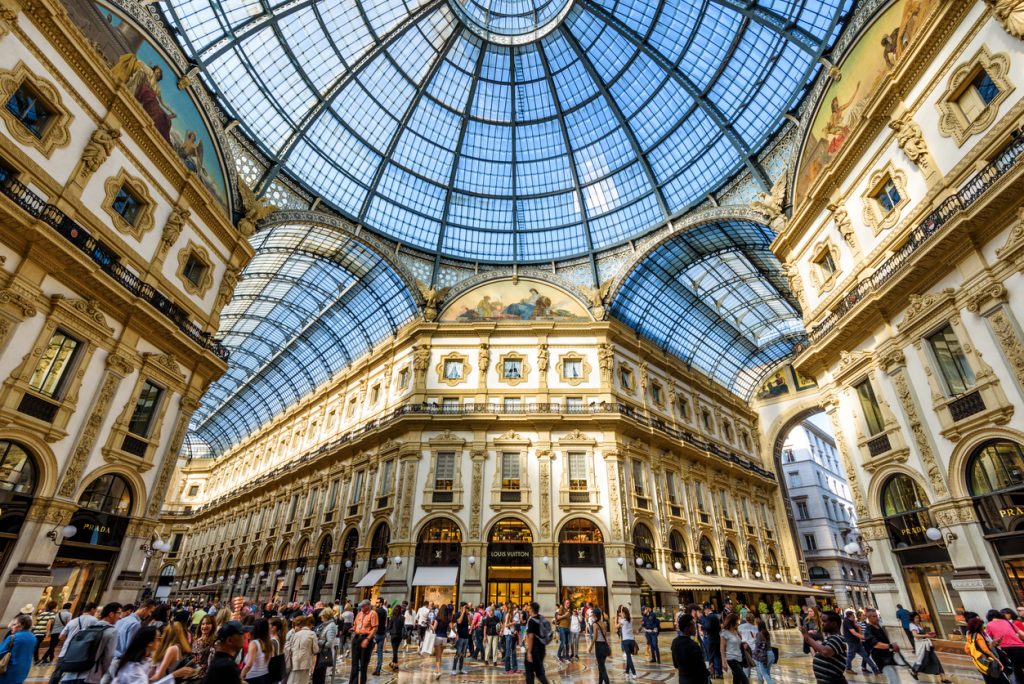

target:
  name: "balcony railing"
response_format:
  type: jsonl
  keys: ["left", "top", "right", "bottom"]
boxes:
{"left": 179, "top": 399, "right": 775, "bottom": 516}
{"left": 807, "top": 133, "right": 1024, "bottom": 344}
{"left": 0, "top": 169, "right": 229, "bottom": 360}
{"left": 949, "top": 390, "right": 985, "bottom": 421}
{"left": 866, "top": 434, "right": 892, "bottom": 457}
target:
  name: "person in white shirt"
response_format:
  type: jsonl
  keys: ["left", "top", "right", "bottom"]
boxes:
{"left": 738, "top": 614, "right": 759, "bottom": 679}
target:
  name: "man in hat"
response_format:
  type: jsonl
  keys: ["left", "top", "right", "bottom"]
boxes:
{"left": 204, "top": 621, "right": 245, "bottom": 683}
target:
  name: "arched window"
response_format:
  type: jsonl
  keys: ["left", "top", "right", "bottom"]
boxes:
{"left": 419, "top": 518, "right": 462, "bottom": 544}
{"left": 699, "top": 537, "right": 716, "bottom": 574}
{"left": 78, "top": 474, "right": 132, "bottom": 515}
{"left": 724, "top": 541, "right": 740, "bottom": 574}
{"left": 416, "top": 518, "right": 462, "bottom": 567}
{"left": 370, "top": 523, "right": 391, "bottom": 563}
{"left": 336, "top": 530, "right": 359, "bottom": 601}
{"left": 558, "top": 518, "right": 603, "bottom": 544}
{"left": 968, "top": 440, "right": 1024, "bottom": 495}
{"left": 489, "top": 518, "right": 533, "bottom": 543}
{"left": 0, "top": 441, "right": 37, "bottom": 496}
{"left": 669, "top": 530, "right": 687, "bottom": 572}
{"left": 880, "top": 474, "right": 927, "bottom": 517}
{"left": 632, "top": 522, "right": 657, "bottom": 568}
{"left": 558, "top": 518, "right": 604, "bottom": 567}
{"left": 748, "top": 546, "right": 760, "bottom": 576}
{"left": 809, "top": 566, "right": 831, "bottom": 580}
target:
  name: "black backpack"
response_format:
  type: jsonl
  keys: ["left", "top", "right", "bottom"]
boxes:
{"left": 61, "top": 623, "right": 112, "bottom": 673}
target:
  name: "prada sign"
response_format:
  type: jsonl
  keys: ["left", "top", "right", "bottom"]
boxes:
{"left": 66, "top": 509, "right": 129, "bottom": 549}
{"left": 974, "top": 490, "right": 1024, "bottom": 536}
{"left": 885, "top": 511, "right": 933, "bottom": 549}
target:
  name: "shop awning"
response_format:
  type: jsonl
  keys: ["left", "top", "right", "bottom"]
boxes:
{"left": 355, "top": 569, "right": 387, "bottom": 588}
{"left": 668, "top": 573, "right": 828, "bottom": 595}
{"left": 561, "top": 567, "right": 607, "bottom": 587}
{"left": 637, "top": 568, "right": 676, "bottom": 593}
{"left": 670, "top": 572, "right": 717, "bottom": 589}
{"left": 411, "top": 566, "right": 458, "bottom": 587}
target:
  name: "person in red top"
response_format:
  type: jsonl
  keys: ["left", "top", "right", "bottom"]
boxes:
{"left": 985, "top": 609, "right": 1024, "bottom": 683}
{"left": 349, "top": 600, "right": 379, "bottom": 684}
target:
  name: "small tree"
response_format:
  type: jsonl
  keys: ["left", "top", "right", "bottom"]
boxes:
{"left": 758, "top": 601, "right": 769, "bottom": 616}
{"left": 773, "top": 599, "right": 784, "bottom": 616}
{"left": 789, "top": 604, "right": 802, "bottom": 615}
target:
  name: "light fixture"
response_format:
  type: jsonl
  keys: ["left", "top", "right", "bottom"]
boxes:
{"left": 774, "top": 573, "right": 782, "bottom": 580}
{"left": 468, "top": 556, "right": 476, "bottom": 567}
{"left": 45, "top": 524, "right": 77, "bottom": 546}
{"left": 259, "top": 570, "right": 266, "bottom": 578}
{"left": 705, "top": 565, "right": 713, "bottom": 574}
{"left": 296, "top": 566, "right": 304, "bottom": 574}
{"left": 617, "top": 557, "right": 626, "bottom": 567}
{"left": 242, "top": 573, "right": 249, "bottom": 580}
{"left": 542, "top": 556, "right": 551, "bottom": 567}
{"left": 344, "top": 560, "right": 353, "bottom": 569}
{"left": 317, "top": 564, "right": 325, "bottom": 572}
{"left": 635, "top": 558, "right": 644, "bottom": 567}
{"left": 731, "top": 568, "right": 739, "bottom": 576}
{"left": 755, "top": 571, "right": 761, "bottom": 578}
{"left": 793, "top": 576, "right": 801, "bottom": 583}
{"left": 843, "top": 542, "right": 861, "bottom": 555}
{"left": 275, "top": 569, "right": 283, "bottom": 576}
{"left": 925, "top": 527, "right": 958, "bottom": 545}
{"left": 393, "top": 556, "right": 403, "bottom": 566}
{"left": 673, "top": 561, "right": 682, "bottom": 570}
{"left": 376, "top": 556, "right": 385, "bottom": 567}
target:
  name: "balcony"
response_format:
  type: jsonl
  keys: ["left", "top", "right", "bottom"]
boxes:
{"left": 806, "top": 133, "right": 1024, "bottom": 347}
{"left": 17, "top": 393, "right": 58, "bottom": 423}
{"left": 948, "top": 390, "right": 985, "bottom": 421}
{"left": 0, "top": 168, "right": 228, "bottom": 359}
{"left": 866, "top": 434, "right": 892, "bottom": 457}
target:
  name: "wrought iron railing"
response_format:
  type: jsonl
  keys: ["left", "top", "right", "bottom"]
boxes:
{"left": 175, "top": 399, "right": 775, "bottom": 517}
{"left": 866, "top": 434, "right": 892, "bottom": 457}
{"left": 948, "top": 390, "right": 985, "bottom": 422}
{"left": 0, "top": 168, "right": 229, "bottom": 360}
{"left": 807, "top": 133, "right": 1024, "bottom": 344}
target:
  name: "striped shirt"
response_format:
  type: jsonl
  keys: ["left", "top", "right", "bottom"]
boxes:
{"left": 812, "top": 634, "right": 848, "bottom": 684}
{"left": 32, "top": 611, "right": 55, "bottom": 636}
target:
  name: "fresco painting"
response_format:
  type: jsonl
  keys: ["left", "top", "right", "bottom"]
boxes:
{"left": 441, "top": 280, "right": 591, "bottom": 322}
{"left": 794, "top": 0, "right": 935, "bottom": 204}
{"left": 78, "top": 2, "right": 229, "bottom": 209}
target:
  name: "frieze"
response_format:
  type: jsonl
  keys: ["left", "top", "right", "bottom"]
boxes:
{"left": 0, "top": 288, "right": 37, "bottom": 318}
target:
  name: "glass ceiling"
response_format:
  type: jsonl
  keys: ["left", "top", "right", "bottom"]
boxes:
{"left": 162, "top": 0, "right": 850, "bottom": 262}
{"left": 610, "top": 220, "right": 804, "bottom": 398}
{"left": 189, "top": 224, "right": 418, "bottom": 454}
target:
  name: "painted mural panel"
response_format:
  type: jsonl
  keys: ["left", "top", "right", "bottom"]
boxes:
{"left": 67, "top": 0, "right": 229, "bottom": 209}
{"left": 441, "top": 279, "right": 591, "bottom": 322}
{"left": 794, "top": 0, "right": 935, "bottom": 204}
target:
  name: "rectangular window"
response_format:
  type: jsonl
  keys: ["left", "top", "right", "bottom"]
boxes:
{"left": 347, "top": 398, "right": 357, "bottom": 417}
{"left": 632, "top": 460, "right": 646, "bottom": 497}
{"left": 875, "top": 179, "right": 902, "bottom": 214}
{"left": 678, "top": 397, "right": 689, "bottom": 419}
{"left": 665, "top": 471, "right": 679, "bottom": 504}
{"left": 701, "top": 410, "right": 712, "bottom": 430}
{"left": 379, "top": 460, "right": 394, "bottom": 494}
{"left": 287, "top": 494, "right": 298, "bottom": 521}
{"left": 351, "top": 470, "right": 364, "bottom": 505}
{"left": 567, "top": 451, "right": 587, "bottom": 492}
{"left": 796, "top": 501, "right": 809, "bottom": 519}
{"left": 855, "top": 379, "right": 886, "bottom": 435}
{"left": 398, "top": 368, "right": 410, "bottom": 389}
{"left": 182, "top": 254, "right": 207, "bottom": 287}
{"left": 305, "top": 488, "right": 318, "bottom": 516}
{"left": 503, "top": 358, "right": 522, "bottom": 379}
{"left": 563, "top": 359, "right": 582, "bottom": 379}
{"left": 651, "top": 383, "right": 662, "bottom": 405}
{"left": 28, "top": 330, "right": 80, "bottom": 398}
{"left": 501, "top": 452, "right": 520, "bottom": 491}
{"left": 741, "top": 498, "right": 751, "bottom": 523}
{"left": 370, "top": 384, "right": 381, "bottom": 404}
{"left": 788, "top": 471, "right": 802, "bottom": 487}
{"left": 815, "top": 250, "right": 837, "bottom": 278}
{"left": 441, "top": 397, "right": 459, "bottom": 413}
{"left": 804, "top": 534, "right": 818, "bottom": 551}
{"left": 443, "top": 359, "right": 463, "bottom": 380}
{"left": 327, "top": 480, "right": 339, "bottom": 509}
{"left": 503, "top": 397, "right": 521, "bottom": 411}
{"left": 620, "top": 367, "right": 632, "bottom": 389}
{"left": 112, "top": 185, "right": 143, "bottom": 225}
{"left": 565, "top": 396, "right": 583, "bottom": 412}
{"left": 959, "top": 70, "right": 1001, "bottom": 120}
{"left": 127, "top": 381, "right": 162, "bottom": 437}
{"left": 5, "top": 84, "right": 53, "bottom": 138}
{"left": 187, "top": 485, "right": 199, "bottom": 497}
{"left": 927, "top": 325, "right": 975, "bottom": 395}
{"left": 434, "top": 452, "right": 455, "bottom": 492}
{"left": 694, "top": 482, "right": 706, "bottom": 510}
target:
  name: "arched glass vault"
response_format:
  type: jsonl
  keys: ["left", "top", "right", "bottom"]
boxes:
{"left": 189, "top": 224, "right": 418, "bottom": 454}
{"left": 610, "top": 220, "right": 804, "bottom": 398}
{"left": 161, "top": 0, "right": 851, "bottom": 262}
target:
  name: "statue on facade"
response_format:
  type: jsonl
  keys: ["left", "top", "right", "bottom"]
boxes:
{"left": 415, "top": 279, "right": 450, "bottom": 322}
{"left": 80, "top": 124, "right": 120, "bottom": 175}
{"left": 237, "top": 183, "right": 277, "bottom": 237}
{"left": 889, "top": 115, "right": 931, "bottom": 169}
{"left": 160, "top": 207, "right": 189, "bottom": 256}
{"left": 987, "top": 0, "right": 1024, "bottom": 39}
{"left": 749, "top": 174, "right": 788, "bottom": 231}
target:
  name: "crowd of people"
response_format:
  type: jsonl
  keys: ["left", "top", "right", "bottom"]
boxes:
{"left": 1, "top": 595, "right": 1023, "bottom": 684}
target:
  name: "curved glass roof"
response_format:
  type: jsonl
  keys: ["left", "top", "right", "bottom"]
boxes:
{"left": 162, "top": 0, "right": 850, "bottom": 262}
{"left": 610, "top": 220, "right": 804, "bottom": 398}
{"left": 190, "top": 224, "right": 418, "bottom": 454}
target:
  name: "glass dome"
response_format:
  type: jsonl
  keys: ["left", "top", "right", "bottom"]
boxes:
{"left": 162, "top": 0, "right": 850, "bottom": 262}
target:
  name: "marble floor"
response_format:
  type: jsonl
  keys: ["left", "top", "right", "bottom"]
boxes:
{"left": 24, "top": 630, "right": 984, "bottom": 683}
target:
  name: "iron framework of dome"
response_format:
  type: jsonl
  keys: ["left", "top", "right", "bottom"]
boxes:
{"left": 162, "top": 0, "right": 851, "bottom": 263}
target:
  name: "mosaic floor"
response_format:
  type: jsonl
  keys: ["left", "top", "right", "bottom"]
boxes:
{"left": 25, "top": 630, "right": 983, "bottom": 683}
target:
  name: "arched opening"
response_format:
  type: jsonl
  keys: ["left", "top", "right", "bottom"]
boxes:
{"left": 289, "top": 539, "right": 309, "bottom": 602}
{"left": 558, "top": 518, "right": 607, "bottom": 609}
{"left": 965, "top": 439, "right": 1024, "bottom": 605}
{"left": 156, "top": 564, "right": 175, "bottom": 601}
{"left": 335, "top": 530, "right": 359, "bottom": 603}
{"left": 0, "top": 441, "right": 37, "bottom": 575}
{"left": 879, "top": 473, "right": 959, "bottom": 637}
{"left": 669, "top": 530, "right": 688, "bottom": 573}
{"left": 699, "top": 537, "right": 717, "bottom": 575}
{"left": 767, "top": 549, "right": 782, "bottom": 582}
{"left": 724, "top": 541, "right": 740, "bottom": 577}
{"left": 748, "top": 546, "right": 761, "bottom": 579}
{"left": 309, "top": 535, "right": 332, "bottom": 602}
{"left": 633, "top": 522, "right": 673, "bottom": 609}
{"left": 52, "top": 473, "right": 135, "bottom": 612}
{"left": 354, "top": 523, "right": 391, "bottom": 601}
{"left": 486, "top": 518, "right": 533, "bottom": 606}
{"left": 412, "top": 518, "right": 462, "bottom": 608}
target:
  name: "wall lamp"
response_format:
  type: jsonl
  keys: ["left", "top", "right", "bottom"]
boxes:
{"left": 46, "top": 524, "right": 77, "bottom": 546}
{"left": 925, "top": 527, "right": 958, "bottom": 545}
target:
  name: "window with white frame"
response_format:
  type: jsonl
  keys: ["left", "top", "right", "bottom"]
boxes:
{"left": 433, "top": 452, "right": 456, "bottom": 503}
{"left": 500, "top": 452, "right": 521, "bottom": 502}
{"left": 927, "top": 325, "right": 975, "bottom": 396}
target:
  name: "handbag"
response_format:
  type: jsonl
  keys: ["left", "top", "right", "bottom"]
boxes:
{"left": 595, "top": 641, "right": 611, "bottom": 658}
{"left": 0, "top": 640, "right": 11, "bottom": 675}
{"left": 420, "top": 630, "right": 435, "bottom": 655}
{"left": 631, "top": 640, "right": 639, "bottom": 655}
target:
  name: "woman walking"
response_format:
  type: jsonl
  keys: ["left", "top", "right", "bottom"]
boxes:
{"left": 751, "top": 618, "right": 773, "bottom": 684}
{"left": 286, "top": 616, "right": 319, "bottom": 684}
{"left": 588, "top": 608, "right": 612, "bottom": 684}
{"left": 241, "top": 619, "right": 273, "bottom": 684}
{"left": 909, "top": 612, "right": 951, "bottom": 684}
{"left": 569, "top": 608, "right": 582, "bottom": 661}
{"left": 720, "top": 612, "right": 749, "bottom": 684}
{"left": 501, "top": 604, "right": 519, "bottom": 673}
{"left": 619, "top": 606, "right": 637, "bottom": 679}
{"left": 387, "top": 604, "right": 404, "bottom": 672}
{"left": 966, "top": 616, "right": 1005, "bottom": 684}
{"left": 311, "top": 608, "right": 337, "bottom": 684}
{"left": 430, "top": 604, "right": 450, "bottom": 680}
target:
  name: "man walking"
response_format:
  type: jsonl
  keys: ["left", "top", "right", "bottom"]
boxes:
{"left": 642, "top": 606, "right": 661, "bottom": 663}
{"left": 371, "top": 598, "right": 388, "bottom": 677}
{"left": 701, "top": 604, "right": 723, "bottom": 679}
{"left": 60, "top": 603, "right": 120, "bottom": 684}
{"left": 349, "top": 600, "right": 378, "bottom": 684}
{"left": 554, "top": 600, "right": 571, "bottom": 662}
{"left": 524, "top": 602, "right": 551, "bottom": 684}
{"left": 800, "top": 611, "right": 847, "bottom": 684}
{"left": 863, "top": 609, "right": 901, "bottom": 684}
{"left": 895, "top": 604, "right": 915, "bottom": 653}
{"left": 841, "top": 609, "right": 878, "bottom": 675}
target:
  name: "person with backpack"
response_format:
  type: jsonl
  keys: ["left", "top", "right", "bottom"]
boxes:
{"left": 51, "top": 602, "right": 98, "bottom": 682}
{"left": 40, "top": 603, "right": 73, "bottom": 666}
{"left": 523, "top": 602, "right": 551, "bottom": 684}
{"left": 60, "top": 603, "right": 120, "bottom": 684}
{"left": 966, "top": 616, "right": 1005, "bottom": 684}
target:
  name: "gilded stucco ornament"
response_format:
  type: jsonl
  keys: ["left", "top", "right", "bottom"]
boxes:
{"left": 986, "top": 0, "right": 1024, "bottom": 39}
{"left": 748, "top": 174, "right": 788, "bottom": 232}
{"left": 987, "top": 308, "right": 1024, "bottom": 390}
{"left": 889, "top": 114, "right": 931, "bottom": 170}
{"left": 80, "top": 124, "right": 120, "bottom": 176}
{"left": 781, "top": 261, "right": 807, "bottom": 309}
{"left": 827, "top": 202, "right": 857, "bottom": 248}
{"left": 56, "top": 370, "right": 122, "bottom": 498}
{"left": 889, "top": 369, "right": 949, "bottom": 498}
{"left": 415, "top": 280, "right": 450, "bottom": 322}
{"left": 582, "top": 281, "right": 611, "bottom": 320}
{"left": 159, "top": 208, "right": 190, "bottom": 257}
{"left": 237, "top": 184, "right": 278, "bottom": 238}
{"left": 216, "top": 267, "right": 239, "bottom": 310}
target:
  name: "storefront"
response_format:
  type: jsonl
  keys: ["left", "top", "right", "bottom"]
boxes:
{"left": 966, "top": 439, "right": 1024, "bottom": 602}
{"left": 0, "top": 441, "right": 37, "bottom": 575}
{"left": 354, "top": 523, "right": 391, "bottom": 602}
{"left": 48, "top": 474, "right": 133, "bottom": 612}
{"left": 411, "top": 518, "right": 461, "bottom": 607}
{"left": 335, "top": 529, "right": 359, "bottom": 602}
{"left": 486, "top": 519, "right": 533, "bottom": 606}
{"left": 881, "top": 474, "right": 961, "bottom": 637}
{"left": 558, "top": 518, "right": 607, "bottom": 610}
{"left": 631, "top": 523, "right": 675, "bottom": 609}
